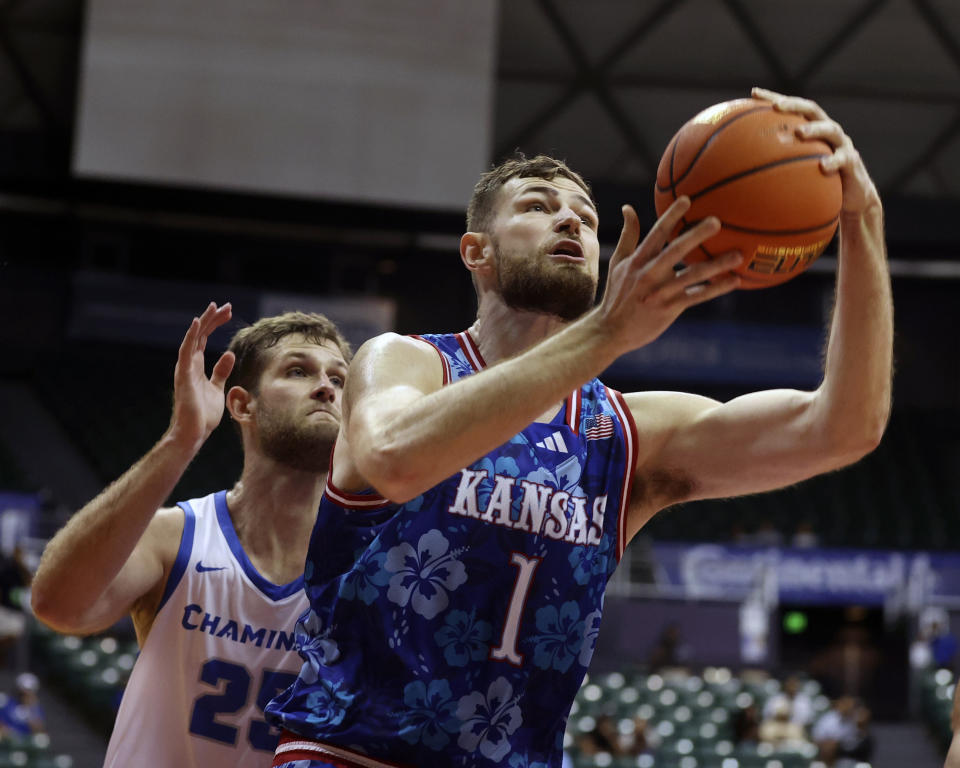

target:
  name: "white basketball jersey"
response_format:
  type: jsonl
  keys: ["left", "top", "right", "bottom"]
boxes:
{"left": 104, "top": 490, "right": 309, "bottom": 768}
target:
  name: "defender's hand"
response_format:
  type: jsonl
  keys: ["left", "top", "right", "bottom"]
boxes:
{"left": 169, "top": 302, "right": 236, "bottom": 450}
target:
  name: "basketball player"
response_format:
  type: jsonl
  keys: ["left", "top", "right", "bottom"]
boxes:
{"left": 31, "top": 303, "right": 351, "bottom": 767}
{"left": 266, "top": 89, "right": 892, "bottom": 767}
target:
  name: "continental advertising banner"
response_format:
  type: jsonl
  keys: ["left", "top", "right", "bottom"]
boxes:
{"left": 651, "top": 543, "right": 960, "bottom": 605}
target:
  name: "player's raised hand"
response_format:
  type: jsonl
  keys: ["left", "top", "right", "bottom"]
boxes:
{"left": 169, "top": 302, "right": 236, "bottom": 450}
{"left": 597, "top": 197, "right": 741, "bottom": 353}
{"left": 752, "top": 87, "right": 879, "bottom": 215}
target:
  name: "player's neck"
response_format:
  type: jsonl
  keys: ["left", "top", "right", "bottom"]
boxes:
{"left": 469, "top": 293, "right": 571, "bottom": 365}
{"left": 227, "top": 457, "right": 325, "bottom": 557}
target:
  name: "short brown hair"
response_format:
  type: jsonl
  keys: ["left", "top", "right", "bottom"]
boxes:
{"left": 225, "top": 311, "right": 351, "bottom": 394}
{"left": 466, "top": 153, "right": 594, "bottom": 233}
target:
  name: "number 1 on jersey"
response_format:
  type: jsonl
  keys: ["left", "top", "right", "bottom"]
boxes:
{"left": 490, "top": 553, "right": 542, "bottom": 665}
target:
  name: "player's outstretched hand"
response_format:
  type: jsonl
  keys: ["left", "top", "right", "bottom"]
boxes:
{"left": 597, "top": 197, "right": 741, "bottom": 353}
{"left": 752, "top": 86, "right": 880, "bottom": 216}
{"left": 169, "top": 302, "right": 236, "bottom": 450}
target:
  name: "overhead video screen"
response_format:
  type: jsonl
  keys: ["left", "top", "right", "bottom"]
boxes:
{"left": 74, "top": 0, "right": 498, "bottom": 210}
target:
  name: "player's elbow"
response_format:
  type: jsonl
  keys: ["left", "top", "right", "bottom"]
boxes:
{"left": 811, "top": 387, "right": 889, "bottom": 469}
{"left": 842, "top": 401, "right": 889, "bottom": 458}
{"left": 820, "top": 414, "right": 886, "bottom": 469}
{"left": 31, "top": 582, "right": 81, "bottom": 634}
{"left": 355, "top": 442, "right": 425, "bottom": 504}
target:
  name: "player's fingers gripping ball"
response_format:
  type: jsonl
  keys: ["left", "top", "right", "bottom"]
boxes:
{"left": 654, "top": 98, "right": 842, "bottom": 289}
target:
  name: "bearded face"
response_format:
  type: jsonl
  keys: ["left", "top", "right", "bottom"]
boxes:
{"left": 255, "top": 396, "right": 337, "bottom": 473}
{"left": 493, "top": 234, "right": 598, "bottom": 321}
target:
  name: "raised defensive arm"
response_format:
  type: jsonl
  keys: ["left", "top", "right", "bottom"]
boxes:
{"left": 31, "top": 303, "right": 235, "bottom": 635}
{"left": 623, "top": 89, "right": 891, "bottom": 536}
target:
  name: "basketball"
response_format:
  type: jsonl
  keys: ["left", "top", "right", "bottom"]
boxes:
{"left": 654, "top": 98, "right": 843, "bottom": 289}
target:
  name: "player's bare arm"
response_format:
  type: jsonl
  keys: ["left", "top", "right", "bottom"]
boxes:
{"left": 32, "top": 302, "right": 236, "bottom": 639}
{"left": 947, "top": 683, "right": 960, "bottom": 768}
{"left": 622, "top": 91, "right": 891, "bottom": 538}
{"left": 337, "top": 199, "right": 741, "bottom": 503}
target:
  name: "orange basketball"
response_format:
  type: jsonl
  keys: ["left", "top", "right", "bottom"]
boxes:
{"left": 654, "top": 98, "right": 842, "bottom": 289}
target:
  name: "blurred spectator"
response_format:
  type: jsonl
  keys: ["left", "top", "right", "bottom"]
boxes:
{"left": 729, "top": 520, "right": 750, "bottom": 546}
{"left": 791, "top": 520, "right": 820, "bottom": 548}
{"left": 909, "top": 624, "right": 933, "bottom": 670}
{"left": 763, "top": 675, "right": 815, "bottom": 727}
{"left": 0, "top": 544, "right": 30, "bottom": 665}
{"left": 810, "top": 696, "right": 873, "bottom": 766}
{"left": 733, "top": 703, "right": 761, "bottom": 745}
{"left": 808, "top": 622, "right": 881, "bottom": 700}
{"left": 575, "top": 712, "right": 657, "bottom": 760}
{"left": 574, "top": 713, "right": 623, "bottom": 758}
{"left": 752, "top": 520, "right": 784, "bottom": 548}
{"left": 0, "top": 673, "right": 45, "bottom": 738}
{"left": 759, "top": 698, "right": 807, "bottom": 750}
{"left": 931, "top": 620, "right": 958, "bottom": 670}
{"left": 574, "top": 729, "right": 604, "bottom": 758}
{"left": 627, "top": 715, "right": 660, "bottom": 755}
{"left": 648, "top": 621, "right": 691, "bottom": 670}
{"left": 593, "top": 714, "right": 622, "bottom": 755}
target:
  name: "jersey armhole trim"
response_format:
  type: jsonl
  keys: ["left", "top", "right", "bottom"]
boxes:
{"left": 155, "top": 502, "right": 195, "bottom": 616}
{"left": 456, "top": 330, "right": 487, "bottom": 371}
{"left": 324, "top": 442, "right": 390, "bottom": 509}
{"left": 608, "top": 388, "right": 639, "bottom": 562}
{"left": 324, "top": 483, "right": 391, "bottom": 509}
{"left": 566, "top": 388, "right": 581, "bottom": 432}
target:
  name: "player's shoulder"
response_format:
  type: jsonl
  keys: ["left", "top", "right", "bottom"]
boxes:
{"left": 143, "top": 506, "right": 188, "bottom": 566}
{"left": 622, "top": 390, "right": 720, "bottom": 428}
{"left": 352, "top": 332, "right": 448, "bottom": 379}
{"left": 357, "top": 331, "right": 442, "bottom": 358}
{"left": 154, "top": 505, "right": 187, "bottom": 523}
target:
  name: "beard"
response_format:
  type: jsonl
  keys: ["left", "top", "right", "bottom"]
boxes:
{"left": 257, "top": 402, "right": 338, "bottom": 473}
{"left": 494, "top": 238, "right": 597, "bottom": 321}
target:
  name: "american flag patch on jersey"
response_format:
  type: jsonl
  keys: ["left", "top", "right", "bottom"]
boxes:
{"left": 584, "top": 413, "right": 614, "bottom": 440}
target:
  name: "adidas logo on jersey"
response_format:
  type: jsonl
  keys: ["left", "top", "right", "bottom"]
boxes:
{"left": 534, "top": 431, "right": 569, "bottom": 453}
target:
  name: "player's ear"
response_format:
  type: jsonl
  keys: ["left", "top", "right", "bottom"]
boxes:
{"left": 226, "top": 386, "right": 255, "bottom": 425}
{"left": 461, "top": 232, "right": 494, "bottom": 277}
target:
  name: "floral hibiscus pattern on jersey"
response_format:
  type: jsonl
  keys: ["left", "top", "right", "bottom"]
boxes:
{"left": 398, "top": 679, "right": 460, "bottom": 751}
{"left": 529, "top": 601, "right": 586, "bottom": 673}
{"left": 340, "top": 537, "right": 391, "bottom": 605}
{"left": 385, "top": 529, "right": 468, "bottom": 619}
{"left": 434, "top": 608, "right": 493, "bottom": 666}
{"left": 457, "top": 676, "right": 524, "bottom": 761}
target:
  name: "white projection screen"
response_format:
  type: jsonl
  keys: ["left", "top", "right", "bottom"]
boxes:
{"left": 74, "top": 1, "right": 498, "bottom": 210}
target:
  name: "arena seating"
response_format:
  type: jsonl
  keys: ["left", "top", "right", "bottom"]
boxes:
{"left": 566, "top": 668, "right": 833, "bottom": 768}
{"left": 919, "top": 666, "right": 955, "bottom": 755}
{"left": 0, "top": 732, "right": 74, "bottom": 768}
{"left": 642, "top": 409, "right": 960, "bottom": 551}
{"left": 29, "top": 621, "right": 134, "bottom": 739}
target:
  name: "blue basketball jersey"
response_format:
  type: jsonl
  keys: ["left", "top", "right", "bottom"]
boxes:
{"left": 266, "top": 331, "right": 638, "bottom": 767}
